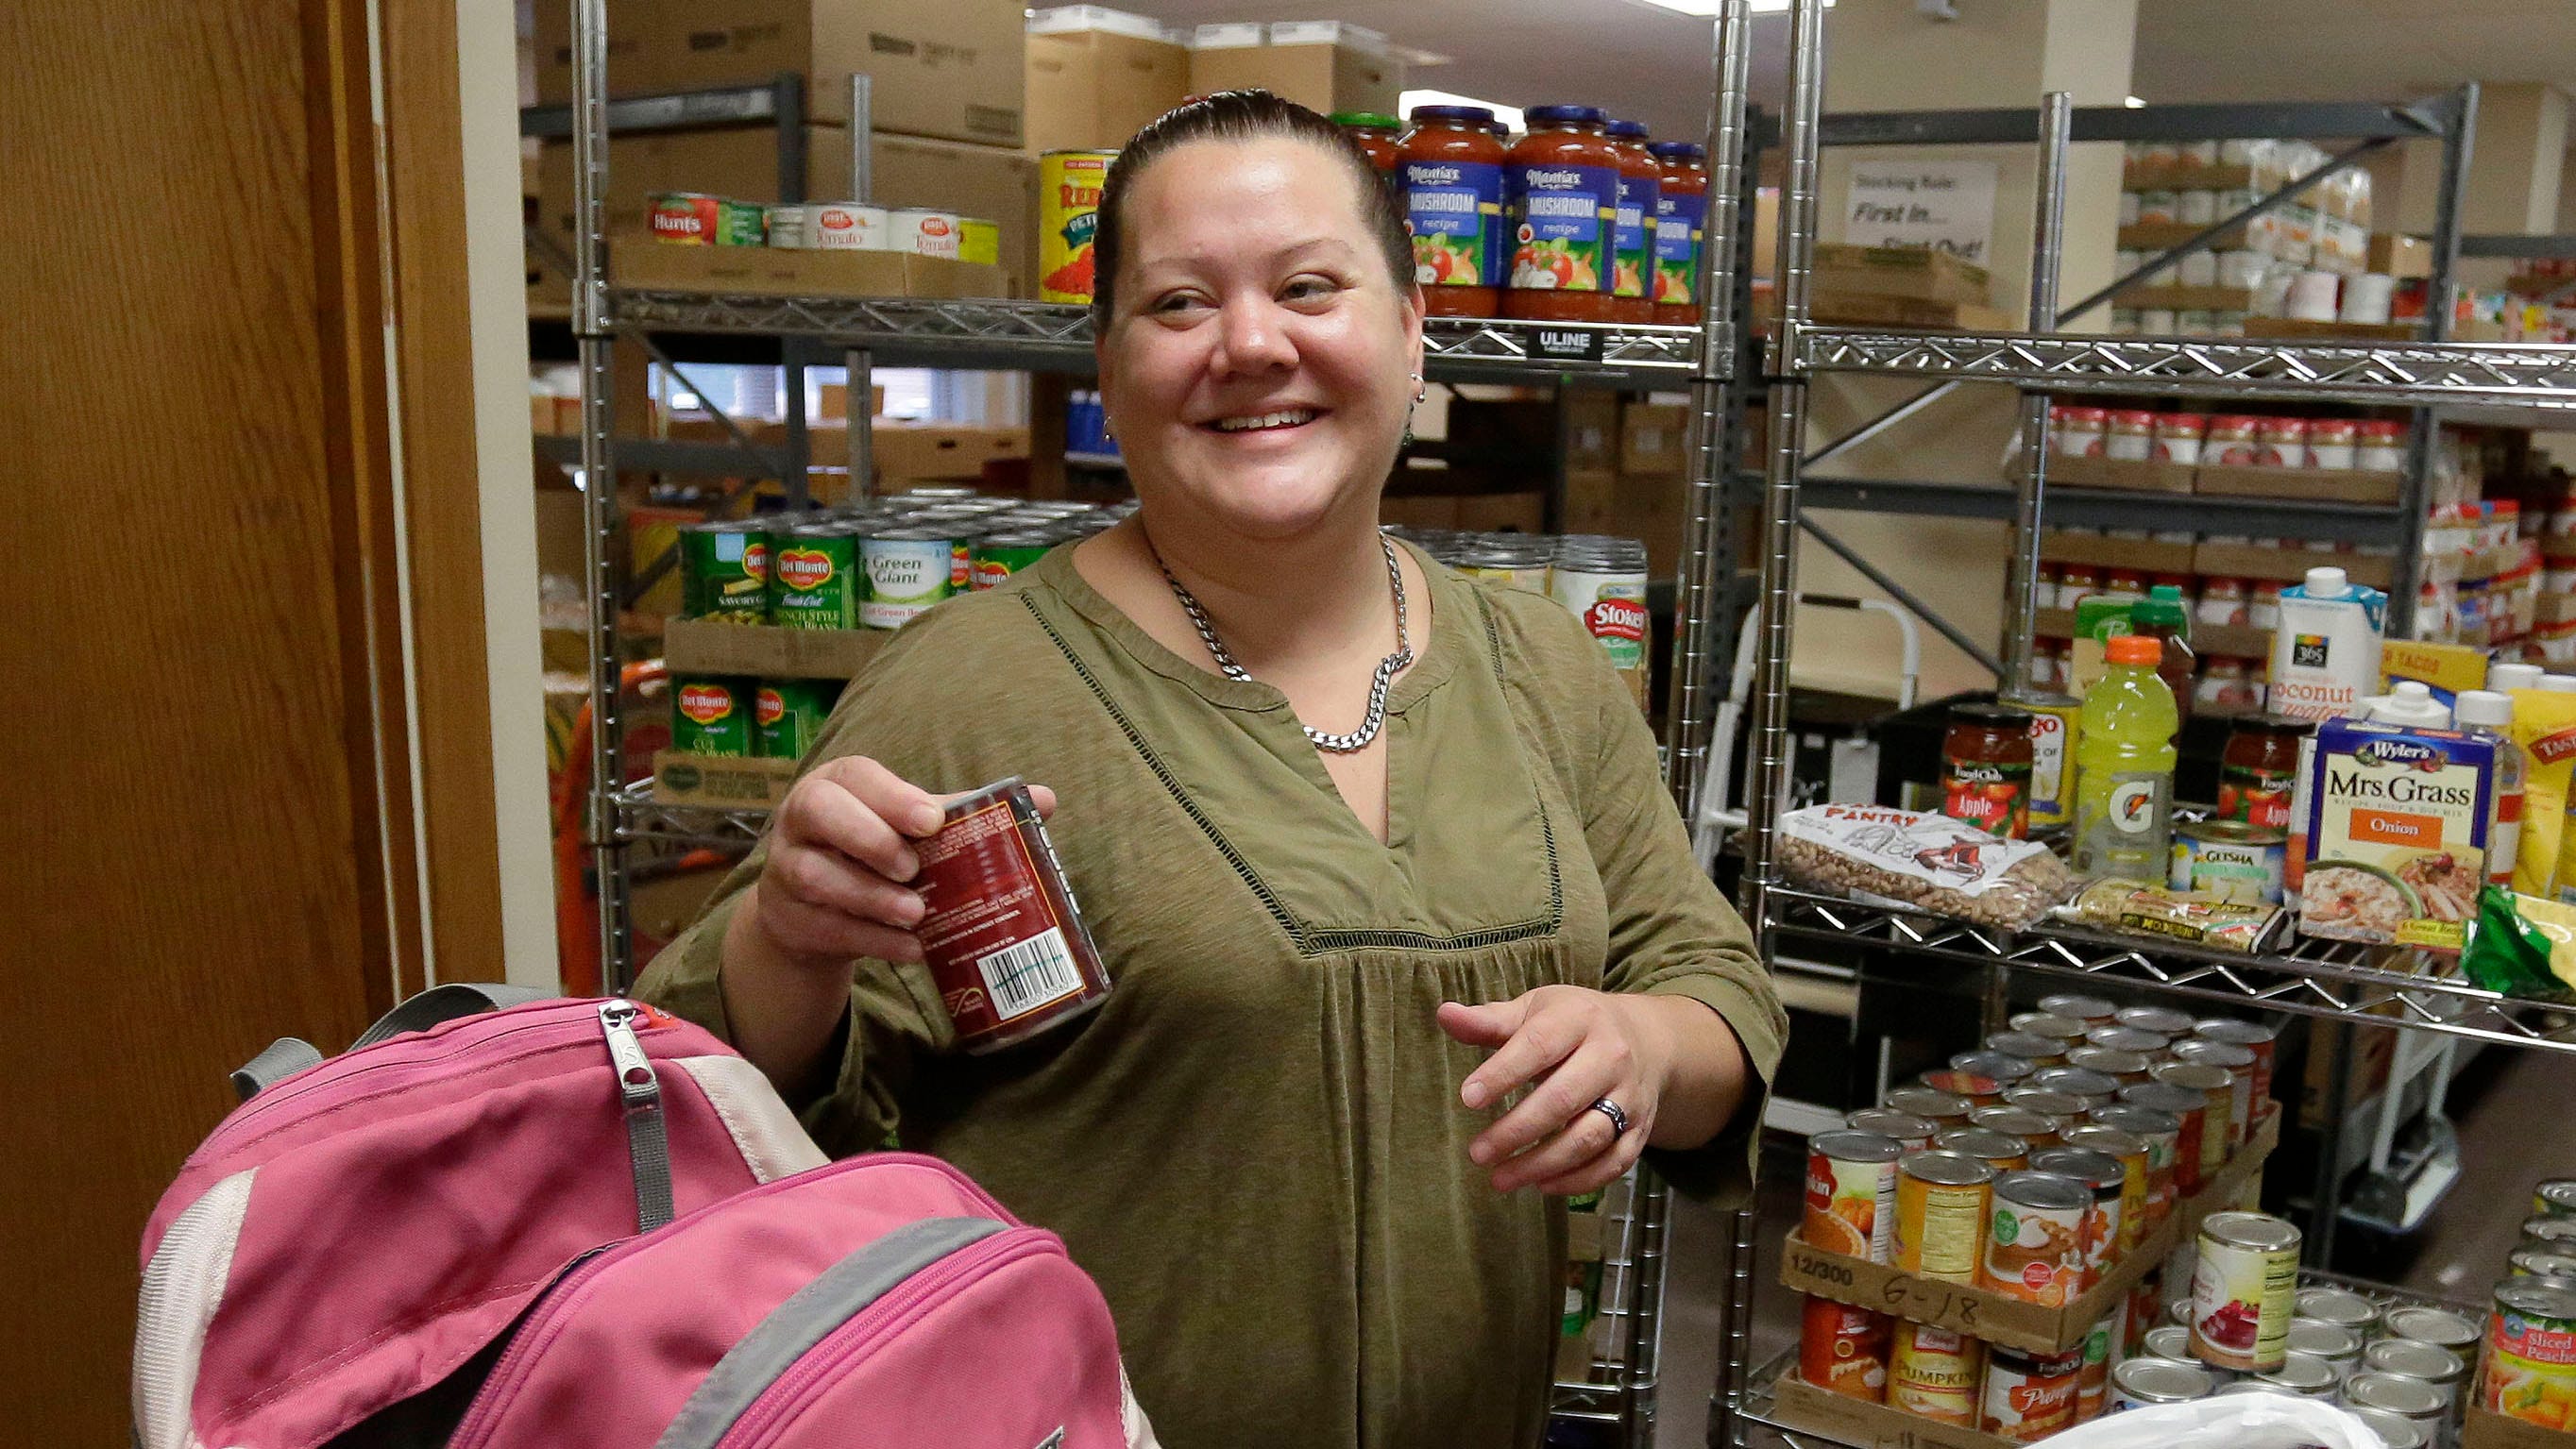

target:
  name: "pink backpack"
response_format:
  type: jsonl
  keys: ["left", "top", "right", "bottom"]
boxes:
{"left": 135, "top": 986, "right": 1155, "bottom": 1449}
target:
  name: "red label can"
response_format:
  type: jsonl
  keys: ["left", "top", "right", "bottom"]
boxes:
{"left": 1800, "top": 1296, "right": 1892, "bottom": 1402}
{"left": 913, "top": 778, "right": 1111, "bottom": 1053}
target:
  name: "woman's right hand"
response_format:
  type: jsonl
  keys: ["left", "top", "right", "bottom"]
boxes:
{"left": 747, "top": 757, "right": 1056, "bottom": 971}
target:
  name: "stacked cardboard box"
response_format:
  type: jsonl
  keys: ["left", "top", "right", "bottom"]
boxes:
{"left": 1025, "top": 8, "right": 1192, "bottom": 152}
{"left": 1809, "top": 244, "right": 2007, "bottom": 330}
{"left": 1184, "top": 22, "right": 1403, "bottom": 119}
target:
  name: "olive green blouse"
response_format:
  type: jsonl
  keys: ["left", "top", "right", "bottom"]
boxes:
{"left": 636, "top": 541, "right": 1785, "bottom": 1449}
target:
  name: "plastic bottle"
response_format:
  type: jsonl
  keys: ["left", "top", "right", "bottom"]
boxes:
{"left": 2490, "top": 661, "right": 2545, "bottom": 694}
{"left": 2073, "top": 632, "right": 2179, "bottom": 881}
{"left": 2364, "top": 680, "right": 2452, "bottom": 729}
{"left": 2541, "top": 676, "right": 2576, "bottom": 694}
{"left": 2129, "top": 584, "right": 2196, "bottom": 724}
{"left": 2454, "top": 689, "right": 2523, "bottom": 888}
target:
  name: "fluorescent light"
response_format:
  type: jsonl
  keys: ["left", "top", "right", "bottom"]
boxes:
{"left": 1398, "top": 89, "right": 1523, "bottom": 133}
{"left": 2125, "top": 95, "right": 2146, "bottom": 109}
{"left": 1625, "top": 0, "right": 1831, "bottom": 15}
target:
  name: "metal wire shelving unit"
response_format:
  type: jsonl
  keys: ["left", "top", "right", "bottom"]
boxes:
{"left": 559, "top": 0, "right": 1762, "bottom": 1440}
{"left": 1716, "top": 2, "right": 2576, "bottom": 1444}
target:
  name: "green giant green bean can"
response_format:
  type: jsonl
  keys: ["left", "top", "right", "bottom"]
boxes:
{"left": 770, "top": 521, "right": 865, "bottom": 630}
{"left": 862, "top": 526, "right": 960, "bottom": 628}
{"left": 754, "top": 678, "right": 839, "bottom": 760}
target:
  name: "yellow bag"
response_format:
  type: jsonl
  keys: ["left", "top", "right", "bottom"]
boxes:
{"left": 2508, "top": 689, "right": 2576, "bottom": 898}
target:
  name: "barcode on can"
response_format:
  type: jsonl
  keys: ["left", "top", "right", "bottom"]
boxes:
{"left": 978, "top": 928, "right": 1083, "bottom": 1020}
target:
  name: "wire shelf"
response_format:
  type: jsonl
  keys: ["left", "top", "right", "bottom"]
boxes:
{"left": 1792, "top": 326, "right": 2576, "bottom": 411}
{"left": 1764, "top": 885, "right": 2576, "bottom": 1055}
{"left": 607, "top": 290, "right": 1717, "bottom": 384}
{"left": 612, "top": 781, "right": 771, "bottom": 848}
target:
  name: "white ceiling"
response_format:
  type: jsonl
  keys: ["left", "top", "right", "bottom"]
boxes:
{"left": 1127, "top": 0, "right": 2573, "bottom": 148}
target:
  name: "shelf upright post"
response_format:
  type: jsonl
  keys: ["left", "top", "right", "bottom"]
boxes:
{"left": 847, "top": 74, "right": 876, "bottom": 504}
{"left": 2390, "top": 83, "right": 2479, "bottom": 638}
{"left": 2001, "top": 93, "right": 2072, "bottom": 698}
{"left": 570, "top": 0, "right": 634, "bottom": 989}
{"left": 780, "top": 72, "right": 813, "bottom": 510}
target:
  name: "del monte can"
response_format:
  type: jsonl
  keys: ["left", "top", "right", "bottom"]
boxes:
{"left": 670, "top": 675, "right": 754, "bottom": 756}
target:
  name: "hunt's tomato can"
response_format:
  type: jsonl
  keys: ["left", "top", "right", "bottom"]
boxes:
{"left": 914, "top": 778, "right": 1110, "bottom": 1053}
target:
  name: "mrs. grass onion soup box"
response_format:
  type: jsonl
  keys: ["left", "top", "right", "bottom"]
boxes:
{"left": 2298, "top": 717, "right": 2496, "bottom": 952}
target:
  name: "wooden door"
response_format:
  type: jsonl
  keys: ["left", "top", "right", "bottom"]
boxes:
{"left": 2, "top": 0, "right": 449, "bottom": 1435}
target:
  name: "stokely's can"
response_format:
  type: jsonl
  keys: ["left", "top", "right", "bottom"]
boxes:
{"left": 2482, "top": 1277, "right": 2576, "bottom": 1424}
{"left": 1981, "top": 1171, "right": 2090, "bottom": 1306}
{"left": 1979, "top": 1342, "right": 2081, "bottom": 1441}
{"left": 1550, "top": 542, "right": 1651, "bottom": 710}
{"left": 2028, "top": 1148, "right": 2126, "bottom": 1289}
{"left": 2190, "top": 1211, "right": 2300, "bottom": 1371}
{"left": 2536, "top": 1178, "right": 2576, "bottom": 1219}
{"left": 2109, "top": 1355, "right": 2212, "bottom": 1411}
{"left": 860, "top": 526, "right": 959, "bottom": 629}
{"left": 913, "top": 777, "right": 1111, "bottom": 1053}
{"left": 890, "top": 208, "right": 962, "bottom": 260}
{"left": 2116, "top": 1005, "right": 2195, "bottom": 1036}
{"left": 971, "top": 530, "right": 1059, "bottom": 592}
{"left": 1889, "top": 1321, "right": 1984, "bottom": 1424}
{"left": 1844, "top": 1108, "right": 1938, "bottom": 1153}
{"left": 2192, "top": 1019, "right": 2278, "bottom": 1116}
{"left": 2086, "top": 1024, "right": 2172, "bottom": 1057}
{"left": 1040, "top": 150, "right": 1116, "bottom": 303}
{"left": 753, "top": 677, "right": 839, "bottom": 760}
{"left": 1893, "top": 1150, "right": 1994, "bottom": 1283}
{"left": 2011, "top": 1011, "right": 2091, "bottom": 1045}
{"left": 1919, "top": 1069, "right": 2005, "bottom": 1107}
{"left": 669, "top": 675, "right": 754, "bottom": 756}
{"left": 2114, "top": 1083, "right": 2208, "bottom": 1197}
{"left": 2006, "top": 689, "right": 2082, "bottom": 831}
{"left": 2001, "top": 1087, "right": 2087, "bottom": 1124}
{"left": 2059, "top": 1124, "right": 2150, "bottom": 1253}
{"left": 2169, "top": 820, "right": 2287, "bottom": 905}
{"left": 1797, "top": 1295, "right": 1891, "bottom": 1401}
{"left": 808, "top": 201, "right": 889, "bottom": 251}
{"left": 769, "top": 522, "right": 865, "bottom": 631}
{"left": 1803, "top": 1131, "right": 1902, "bottom": 1263}
{"left": 680, "top": 520, "right": 771, "bottom": 622}
{"left": 2031, "top": 1066, "right": 2122, "bottom": 1104}
{"left": 2150, "top": 1060, "right": 2236, "bottom": 1178}
{"left": 2066, "top": 1047, "right": 2155, "bottom": 1090}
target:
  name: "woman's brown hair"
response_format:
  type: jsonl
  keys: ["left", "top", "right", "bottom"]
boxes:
{"left": 1089, "top": 89, "right": 1415, "bottom": 329}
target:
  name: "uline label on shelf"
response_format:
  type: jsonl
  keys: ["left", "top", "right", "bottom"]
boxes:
{"left": 1533, "top": 328, "right": 1605, "bottom": 362}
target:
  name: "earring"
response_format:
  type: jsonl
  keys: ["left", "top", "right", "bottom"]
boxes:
{"left": 1410, "top": 370, "right": 1428, "bottom": 404}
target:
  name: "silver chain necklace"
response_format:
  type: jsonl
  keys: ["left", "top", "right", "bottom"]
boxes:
{"left": 1153, "top": 533, "right": 1413, "bottom": 753}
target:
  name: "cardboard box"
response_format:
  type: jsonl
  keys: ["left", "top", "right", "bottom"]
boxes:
{"left": 2194, "top": 462, "right": 2403, "bottom": 506}
{"left": 2243, "top": 316, "right": 2427, "bottom": 345}
{"left": 1379, "top": 492, "right": 1462, "bottom": 531}
{"left": 664, "top": 617, "right": 889, "bottom": 678}
{"left": 2368, "top": 233, "right": 2434, "bottom": 280}
{"left": 611, "top": 237, "right": 1009, "bottom": 300}
{"left": 1768, "top": 1373, "right": 2011, "bottom": 1449}
{"left": 1446, "top": 398, "right": 1560, "bottom": 463}
{"left": 2122, "top": 160, "right": 2255, "bottom": 194}
{"left": 1620, "top": 403, "right": 1691, "bottom": 477}
{"left": 652, "top": 750, "right": 800, "bottom": 808}
{"left": 2118, "top": 222, "right": 2249, "bottom": 254}
{"left": 2195, "top": 539, "right": 2394, "bottom": 590}
{"left": 1186, "top": 24, "right": 1402, "bottom": 119}
{"left": 1811, "top": 244, "right": 1991, "bottom": 307}
{"left": 2036, "top": 530, "right": 2196, "bottom": 573}
{"left": 2383, "top": 639, "right": 2493, "bottom": 696}
{"left": 1777, "top": 1110, "right": 2279, "bottom": 1355}
{"left": 2465, "top": 1407, "right": 2572, "bottom": 1449}
{"left": 2041, "top": 454, "right": 2196, "bottom": 495}
{"left": 1025, "top": 23, "right": 1190, "bottom": 152}
{"left": 662, "top": 0, "right": 1023, "bottom": 139}
{"left": 2540, "top": 593, "right": 2576, "bottom": 627}
{"left": 870, "top": 423, "right": 1029, "bottom": 483}
{"left": 1457, "top": 491, "right": 1547, "bottom": 535}
{"left": 538, "top": 128, "right": 1040, "bottom": 296}
{"left": 1564, "top": 391, "right": 1621, "bottom": 474}
{"left": 1812, "top": 292, "right": 2015, "bottom": 331}
{"left": 534, "top": 0, "right": 658, "bottom": 104}
{"left": 2111, "top": 284, "right": 2264, "bottom": 313}
{"left": 1563, "top": 469, "right": 1685, "bottom": 578}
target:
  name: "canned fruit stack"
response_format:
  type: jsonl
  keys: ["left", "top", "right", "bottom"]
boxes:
{"left": 645, "top": 191, "right": 1002, "bottom": 266}
{"left": 1792, "top": 1004, "right": 2283, "bottom": 1440}
{"left": 2467, "top": 1179, "right": 2576, "bottom": 1435}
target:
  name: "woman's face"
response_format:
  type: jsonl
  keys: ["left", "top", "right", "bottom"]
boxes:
{"left": 1096, "top": 136, "right": 1423, "bottom": 543}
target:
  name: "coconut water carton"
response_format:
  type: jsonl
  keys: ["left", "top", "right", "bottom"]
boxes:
{"left": 2267, "top": 566, "right": 2387, "bottom": 722}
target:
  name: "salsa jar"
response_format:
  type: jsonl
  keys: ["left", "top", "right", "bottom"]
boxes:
{"left": 1648, "top": 141, "right": 1709, "bottom": 320}
{"left": 1331, "top": 111, "right": 1401, "bottom": 179}
{"left": 1603, "top": 118, "right": 1661, "bottom": 324}
{"left": 2205, "top": 414, "right": 2262, "bottom": 465}
{"left": 1505, "top": 105, "right": 1621, "bottom": 322}
{"left": 1941, "top": 703, "right": 2036, "bottom": 838}
{"left": 1398, "top": 106, "right": 1507, "bottom": 317}
{"left": 2218, "top": 715, "right": 2310, "bottom": 829}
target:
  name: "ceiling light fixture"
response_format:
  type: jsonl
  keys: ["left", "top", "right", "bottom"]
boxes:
{"left": 1398, "top": 89, "right": 1524, "bottom": 132}
{"left": 2125, "top": 95, "right": 2146, "bottom": 109}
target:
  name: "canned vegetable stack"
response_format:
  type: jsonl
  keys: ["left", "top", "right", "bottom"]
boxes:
{"left": 644, "top": 192, "right": 1002, "bottom": 262}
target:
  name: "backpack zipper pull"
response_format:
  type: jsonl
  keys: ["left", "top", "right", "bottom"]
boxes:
{"left": 599, "top": 1002, "right": 674, "bottom": 1233}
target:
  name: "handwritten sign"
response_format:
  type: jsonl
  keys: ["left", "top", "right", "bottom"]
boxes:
{"left": 1844, "top": 160, "right": 2000, "bottom": 264}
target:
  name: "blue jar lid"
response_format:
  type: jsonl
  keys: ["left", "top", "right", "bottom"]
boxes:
{"left": 1648, "top": 141, "right": 1706, "bottom": 161}
{"left": 1605, "top": 119, "right": 1650, "bottom": 140}
{"left": 1407, "top": 104, "right": 1497, "bottom": 126}
{"left": 1523, "top": 104, "right": 1607, "bottom": 128}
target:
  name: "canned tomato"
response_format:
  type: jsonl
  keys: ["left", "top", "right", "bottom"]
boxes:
{"left": 669, "top": 675, "right": 754, "bottom": 756}
{"left": 679, "top": 520, "right": 771, "bottom": 622}
{"left": 2537, "top": 1179, "right": 2576, "bottom": 1219}
{"left": 1040, "top": 149, "right": 1115, "bottom": 303}
{"left": 649, "top": 192, "right": 762, "bottom": 245}
{"left": 1935, "top": 1127, "right": 2029, "bottom": 1174}
{"left": 2193, "top": 1019, "right": 2278, "bottom": 1113}
{"left": 1981, "top": 1343, "right": 2081, "bottom": 1441}
{"left": 1971, "top": 1106, "right": 2060, "bottom": 1151}
{"left": 1798, "top": 1296, "right": 1891, "bottom": 1401}
{"left": 2151, "top": 1060, "right": 2235, "bottom": 1176}
{"left": 2029, "top": 1148, "right": 2126, "bottom": 1287}
{"left": 2169, "top": 1040, "right": 2257, "bottom": 1146}
{"left": 2170, "top": 821, "right": 2287, "bottom": 905}
{"left": 808, "top": 201, "right": 888, "bottom": 250}
{"left": 1804, "top": 1132, "right": 1903, "bottom": 1262}
{"left": 1885, "top": 1086, "right": 1974, "bottom": 1126}
{"left": 2285, "top": 1318, "right": 2363, "bottom": 1384}
{"left": 1845, "top": 1108, "right": 1937, "bottom": 1152}
{"left": 2483, "top": 1277, "right": 2576, "bottom": 1424}
{"left": 1890, "top": 1321, "right": 1984, "bottom": 1424}
{"left": 1982, "top": 1171, "right": 2090, "bottom": 1306}
{"left": 753, "top": 677, "right": 839, "bottom": 760}
{"left": 2191, "top": 1212, "right": 2300, "bottom": 1371}
{"left": 2060, "top": 1123, "right": 2151, "bottom": 1250}
{"left": 2297, "top": 1286, "right": 2383, "bottom": 1341}
{"left": 1987, "top": 1031, "right": 2068, "bottom": 1069}
{"left": 770, "top": 521, "right": 864, "bottom": 630}
{"left": 1894, "top": 1150, "right": 1994, "bottom": 1282}
{"left": 914, "top": 777, "right": 1111, "bottom": 1053}
{"left": 860, "top": 527, "right": 958, "bottom": 629}
{"left": 2040, "top": 993, "right": 2118, "bottom": 1023}
{"left": 2110, "top": 1356, "right": 2212, "bottom": 1411}
{"left": 890, "top": 208, "right": 962, "bottom": 260}
{"left": 2364, "top": 1337, "right": 2464, "bottom": 1419}
{"left": 971, "top": 530, "right": 1058, "bottom": 591}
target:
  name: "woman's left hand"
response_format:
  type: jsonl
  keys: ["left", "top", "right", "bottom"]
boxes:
{"left": 1435, "top": 986, "right": 1680, "bottom": 1197}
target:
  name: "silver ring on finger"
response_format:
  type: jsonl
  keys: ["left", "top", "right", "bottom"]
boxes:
{"left": 1590, "top": 1097, "right": 1631, "bottom": 1139}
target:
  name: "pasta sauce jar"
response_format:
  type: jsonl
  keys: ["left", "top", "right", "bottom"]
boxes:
{"left": 1648, "top": 141, "right": 1709, "bottom": 320}
{"left": 2217, "top": 716, "right": 2309, "bottom": 829}
{"left": 913, "top": 777, "right": 1112, "bottom": 1053}
{"left": 1330, "top": 111, "right": 1401, "bottom": 178}
{"left": 1940, "top": 703, "right": 2035, "bottom": 838}
{"left": 1505, "top": 105, "right": 1621, "bottom": 322}
{"left": 1398, "top": 106, "right": 1507, "bottom": 317}
{"left": 1603, "top": 119, "right": 1661, "bottom": 324}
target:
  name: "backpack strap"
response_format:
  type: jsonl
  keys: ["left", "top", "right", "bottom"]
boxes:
{"left": 229, "top": 983, "right": 552, "bottom": 1103}
{"left": 650, "top": 1218, "right": 1008, "bottom": 1449}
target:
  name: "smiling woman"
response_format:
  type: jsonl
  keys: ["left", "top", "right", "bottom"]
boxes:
{"left": 634, "top": 89, "right": 1784, "bottom": 1449}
